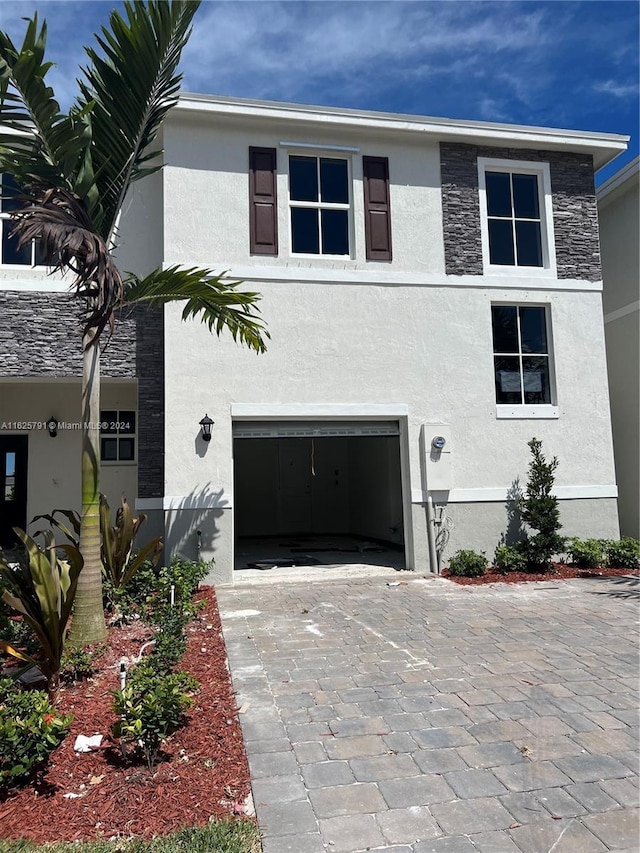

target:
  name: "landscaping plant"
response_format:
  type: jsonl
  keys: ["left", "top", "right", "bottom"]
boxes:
{"left": 112, "top": 670, "right": 198, "bottom": 770}
{"left": 494, "top": 543, "right": 527, "bottom": 574}
{"left": 567, "top": 537, "right": 606, "bottom": 569}
{"left": 447, "top": 549, "right": 488, "bottom": 578}
{"left": 0, "top": 677, "right": 72, "bottom": 789}
{"left": 605, "top": 537, "right": 640, "bottom": 569}
{"left": 0, "top": 530, "right": 82, "bottom": 698}
{"left": 516, "top": 437, "right": 565, "bottom": 571}
{"left": 100, "top": 495, "right": 163, "bottom": 592}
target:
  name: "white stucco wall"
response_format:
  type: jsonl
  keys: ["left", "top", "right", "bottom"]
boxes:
{"left": 161, "top": 277, "right": 618, "bottom": 579}
{"left": 0, "top": 380, "right": 137, "bottom": 533}
{"left": 162, "top": 114, "right": 445, "bottom": 275}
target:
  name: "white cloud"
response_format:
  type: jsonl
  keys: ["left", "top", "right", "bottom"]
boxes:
{"left": 594, "top": 80, "right": 640, "bottom": 99}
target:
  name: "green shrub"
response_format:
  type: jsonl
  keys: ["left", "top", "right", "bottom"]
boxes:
{"left": 60, "top": 646, "right": 97, "bottom": 684}
{"left": 605, "top": 538, "right": 640, "bottom": 569}
{"left": 494, "top": 543, "right": 527, "bottom": 573}
{"left": 447, "top": 550, "right": 488, "bottom": 578}
{"left": 567, "top": 538, "right": 606, "bottom": 569}
{"left": 517, "top": 438, "right": 565, "bottom": 571}
{"left": 112, "top": 670, "right": 198, "bottom": 770}
{"left": 0, "top": 678, "right": 72, "bottom": 789}
{"left": 115, "top": 557, "right": 209, "bottom": 622}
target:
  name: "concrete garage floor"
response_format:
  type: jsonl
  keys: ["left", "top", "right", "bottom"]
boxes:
{"left": 234, "top": 534, "right": 406, "bottom": 582}
{"left": 218, "top": 572, "right": 640, "bottom": 853}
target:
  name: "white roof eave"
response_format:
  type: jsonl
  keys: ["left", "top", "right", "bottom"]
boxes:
{"left": 174, "top": 92, "right": 628, "bottom": 171}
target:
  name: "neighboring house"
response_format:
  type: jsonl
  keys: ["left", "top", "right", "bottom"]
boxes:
{"left": 597, "top": 156, "right": 640, "bottom": 539}
{"left": 0, "top": 95, "right": 628, "bottom": 583}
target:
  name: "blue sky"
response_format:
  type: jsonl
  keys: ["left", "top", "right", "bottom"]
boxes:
{"left": 1, "top": 1, "right": 637, "bottom": 184}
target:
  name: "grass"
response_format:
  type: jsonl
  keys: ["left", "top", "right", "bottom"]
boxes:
{"left": 0, "top": 822, "right": 261, "bottom": 853}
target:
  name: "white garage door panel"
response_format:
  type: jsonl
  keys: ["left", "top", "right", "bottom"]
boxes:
{"left": 233, "top": 420, "right": 400, "bottom": 438}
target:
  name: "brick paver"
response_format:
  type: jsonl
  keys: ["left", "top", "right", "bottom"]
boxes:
{"left": 218, "top": 571, "right": 640, "bottom": 852}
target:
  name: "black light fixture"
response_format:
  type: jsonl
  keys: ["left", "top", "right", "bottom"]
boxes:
{"left": 199, "top": 414, "right": 214, "bottom": 442}
{"left": 46, "top": 416, "right": 59, "bottom": 438}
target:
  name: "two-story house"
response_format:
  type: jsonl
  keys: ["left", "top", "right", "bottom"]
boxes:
{"left": 0, "top": 94, "right": 628, "bottom": 583}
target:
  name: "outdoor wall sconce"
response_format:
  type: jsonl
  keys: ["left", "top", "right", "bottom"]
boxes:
{"left": 199, "top": 414, "right": 214, "bottom": 442}
{"left": 432, "top": 435, "right": 446, "bottom": 451}
{"left": 46, "top": 416, "right": 59, "bottom": 438}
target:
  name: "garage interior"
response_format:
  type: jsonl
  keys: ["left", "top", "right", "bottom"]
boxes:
{"left": 233, "top": 421, "right": 405, "bottom": 573}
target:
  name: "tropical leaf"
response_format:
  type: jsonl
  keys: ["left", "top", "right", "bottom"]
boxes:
{"left": 100, "top": 494, "right": 162, "bottom": 589}
{"left": 123, "top": 267, "right": 269, "bottom": 353}
{"left": 0, "top": 528, "right": 83, "bottom": 691}
{"left": 76, "top": 0, "right": 200, "bottom": 241}
{"left": 12, "top": 186, "right": 124, "bottom": 338}
{"left": 0, "top": 15, "right": 90, "bottom": 193}
{"left": 32, "top": 508, "right": 82, "bottom": 547}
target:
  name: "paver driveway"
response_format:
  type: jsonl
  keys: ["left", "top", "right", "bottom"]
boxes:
{"left": 218, "top": 570, "right": 640, "bottom": 853}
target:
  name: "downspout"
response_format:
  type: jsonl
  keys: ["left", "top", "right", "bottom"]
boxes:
{"left": 426, "top": 493, "right": 439, "bottom": 574}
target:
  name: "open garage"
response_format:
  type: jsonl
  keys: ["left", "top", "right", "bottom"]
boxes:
{"left": 233, "top": 421, "right": 406, "bottom": 573}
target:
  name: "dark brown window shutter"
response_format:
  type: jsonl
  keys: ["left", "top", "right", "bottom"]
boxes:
{"left": 363, "top": 156, "right": 392, "bottom": 261}
{"left": 249, "top": 147, "right": 278, "bottom": 255}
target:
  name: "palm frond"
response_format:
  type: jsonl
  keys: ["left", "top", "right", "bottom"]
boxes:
{"left": 11, "top": 186, "right": 123, "bottom": 339}
{"left": 0, "top": 15, "right": 91, "bottom": 194}
{"left": 76, "top": 0, "right": 200, "bottom": 240}
{"left": 123, "top": 267, "right": 269, "bottom": 354}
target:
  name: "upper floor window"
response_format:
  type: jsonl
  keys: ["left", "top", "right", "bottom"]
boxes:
{"left": 289, "top": 155, "right": 350, "bottom": 256}
{"left": 248, "top": 147, "right": 391, "bottom": 261}
{"left": 492, "top": 305, "right": 557, "bottom": 418}
{"left": 478, "top": 158, "right": 555, "bottom": 275}
{"left": 0, "top": 174, "right": 44, "bottom": 267}
{"left": 100, "top": 410, "right": 136, "bottom": 462}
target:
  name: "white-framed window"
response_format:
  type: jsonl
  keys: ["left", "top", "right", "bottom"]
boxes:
{"left": 492, "top": 304, "right": 558, "bottom": 418}
{"left": 478, "top": 158, "right": 555, "bottom": 275}
{"left": 100, "top": 410, "right": 136, "bottom": 462}
{"left": 0, "top": 174, "right": 45, "bottom": 267}
{"left": 288, "top": 154, "right": 351, "bottom": 256}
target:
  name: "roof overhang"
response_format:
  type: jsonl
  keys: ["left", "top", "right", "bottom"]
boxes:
{"left": 174, "top": 92, "right": 628, "bottom": 171}
{"left": 597, "top": 155, "right": 640, "bottom": 204}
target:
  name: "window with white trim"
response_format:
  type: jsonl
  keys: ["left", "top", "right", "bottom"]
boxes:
{"left": 100, "top": 410, "right": 136, "bottom": 462}
{"left": 492, "top": 305, "right": 553, "bottom": 405}
{"left": 288, "top": 155, "right": 350, "bottom": 256}
{"left": 0, "top": 174, "right": 45, "bottom": 266}
{"left": 478, "top": 158, "right": 555, "bottom": 273}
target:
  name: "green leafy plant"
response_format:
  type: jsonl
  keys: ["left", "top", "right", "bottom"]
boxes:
{"left": 0, "top": 530, "right": 82, "bottom": 698}
{"left": 494, "top": 543, "right": 527, "bottom": 574}
{"left": 149, "top": 607, "right": 189, "bottom": 670}
{"left": 0, "top": 678, "right": 72, "bottom": 789}
{"left": 567, "top": 538, "right": 606, "bottom": 569}
{"left": 605, "top": 538, "right": 640, "bottom": 569}
{"left": 112, "top": 670, "right": 198, "bottom": 770}
{"left": 517, "top": 438, "right": 565, "bottom": 571}
{"left": 447, "top": 549, "right": 488, "bottom": 578}
{"left": 100, "top": 494, "right": 163, "bottom": 592}
{"left": 0, "top": 575, "right": 39, "bottom": 655}
{"left": 60, "top": 645, "right": 98, "bottom": 684}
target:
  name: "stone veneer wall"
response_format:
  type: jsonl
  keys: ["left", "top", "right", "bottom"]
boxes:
{"left": 440, "top": 143, "right": 601, "bottom": 281}
{"left": 0, "top": 291, "right": 164, "bottom": 498}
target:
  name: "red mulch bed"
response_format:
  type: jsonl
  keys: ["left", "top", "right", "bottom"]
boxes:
{"left": 0, "top": 587, "right": 253, "bottom": 843}
{"left": 442, "top": 563, "right": 640, "bottom": 585}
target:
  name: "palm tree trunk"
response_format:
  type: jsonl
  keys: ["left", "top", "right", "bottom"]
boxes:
{"left": 68, "top": 330, "right": 107, "bottom": 645}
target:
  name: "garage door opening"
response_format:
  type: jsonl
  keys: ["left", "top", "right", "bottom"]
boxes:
{"left": 233, "top": 421, "right": 405, "bottom": 573}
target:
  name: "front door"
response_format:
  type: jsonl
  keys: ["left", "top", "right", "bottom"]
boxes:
{"left": 0, "top": 436, "right": 28, "bottom": 548}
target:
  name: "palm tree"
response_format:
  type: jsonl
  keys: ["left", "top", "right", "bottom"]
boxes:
{"left": 0, "top": 2, "right": 268, "bottom": 644}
